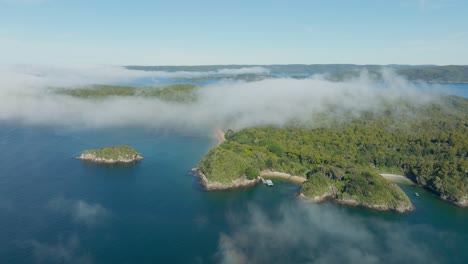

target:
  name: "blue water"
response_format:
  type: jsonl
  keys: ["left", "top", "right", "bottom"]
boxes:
{"left": 1, "top": 82, "right": 467, "bottom": 263}
{"left": 1, "top": 123, "right": 467, "bottom": 263}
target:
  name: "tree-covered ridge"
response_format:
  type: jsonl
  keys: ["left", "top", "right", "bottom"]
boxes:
{"left": 198, "top": 95, "right": 468, "bottom": 206}
{"left": 56, "top": 84, "right": 197, "bottom": 103}
{"left": 399, "top": 65, "right": 468, "bottom": 83}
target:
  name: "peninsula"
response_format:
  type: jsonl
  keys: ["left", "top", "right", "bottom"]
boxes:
{"left": 78, "top": 145, "right": 143, "bottom": 164}
{"left": 196, "top": 95, "right": 468, "bottom": 211}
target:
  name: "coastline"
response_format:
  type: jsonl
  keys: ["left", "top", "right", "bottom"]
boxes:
{"left": 380, "top": 174, "right": 468, "bottom": 207}
{"left": 298, "top": 192, "right": 414, "bottom": 213}
{"left": 260, "top": 170, "right": 307, "bottom": 184}
{"left": 194, "top": 167, "right": 414, "bottom": 212}
{"left": 192, "top": 168, "right": 260, "bottom": 190}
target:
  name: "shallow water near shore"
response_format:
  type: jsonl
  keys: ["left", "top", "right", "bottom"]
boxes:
{"left": 0, "top": 123, "right": 467, "bottom": 263}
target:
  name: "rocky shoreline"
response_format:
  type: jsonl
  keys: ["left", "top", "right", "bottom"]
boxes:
{"left": 78, "top": 153, "right": 143, "bottom": 163}
{"left": 298, "top": 191, "right": 414, "bottom": 213}
{"left": 194, "top": 168, "right": 414, "bottom": 212}
{"left": 77, "top": 145, "right": 143, "bottom": 164}
{"left": 441, "top": 195, "right": 468, "bottom": 207}
{"left": 192, "top": 168, "right": 260, "bottom": 190}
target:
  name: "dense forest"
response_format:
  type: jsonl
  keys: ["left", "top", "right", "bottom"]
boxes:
{"left": 199, "top": 95, "right": 468, "bottom": 206}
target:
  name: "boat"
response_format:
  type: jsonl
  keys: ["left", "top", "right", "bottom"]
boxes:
{"left": 415, "top": 192, "right": 419, "bottom": 197}
{"left": 265, "top": 179, "right": 273, "bottom": 187}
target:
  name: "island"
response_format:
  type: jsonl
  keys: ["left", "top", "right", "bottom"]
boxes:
{"left": 196, "top": 95, "right": 468, "bottom": 212}
{"left": 55, "top": 84, "right": 197, "bottom": 103}
{"left": 78, "top": 145, "right": 143, "bottom": 164}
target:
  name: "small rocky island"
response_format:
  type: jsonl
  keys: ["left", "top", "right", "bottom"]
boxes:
{"left": 78, "top": 145, "right": 143, "bottom": 164}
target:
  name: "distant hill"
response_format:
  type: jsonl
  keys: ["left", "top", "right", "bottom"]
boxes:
{"left": 126, "top": 64, "right": 422, "bottom": 74}
{"left": 398, "top": 65, "right": 468, "bottom": 83}
{"left": 126, "top": 64, "right": 468, "bottom": 83}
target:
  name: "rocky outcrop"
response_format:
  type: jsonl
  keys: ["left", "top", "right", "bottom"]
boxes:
{"left": 441, "top": 195, "right": 468, "bottom": 207}
{"left": 335, "top": 198, "right": 414, "bottom": 213}
{"left": 193, "top": 168, "right": 260, "bottom": 190}
{"left": 298, "top": 185, "right": 337, "bottom": 203}
{"left": 456, "top": 198, "right": 468, "bottom": 207}
{"left": 299, "top": 185, "right": 414, "bottom": 213}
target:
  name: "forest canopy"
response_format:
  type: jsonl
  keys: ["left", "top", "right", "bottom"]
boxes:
{"left": 199, "top": 95, "right": 468, "bottom": 206}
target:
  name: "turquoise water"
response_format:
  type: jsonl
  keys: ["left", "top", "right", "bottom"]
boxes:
{"left": 0, "top": 123, "right": 467, "bottom": 263}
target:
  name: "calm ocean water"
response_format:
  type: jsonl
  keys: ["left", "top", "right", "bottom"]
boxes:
{"left": 0, "top": 83, "right": 467, "bottom": 263}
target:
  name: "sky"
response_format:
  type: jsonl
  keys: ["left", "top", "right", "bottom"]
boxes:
{"left": 0, "top": 0, "right": 467, "bottom": 65}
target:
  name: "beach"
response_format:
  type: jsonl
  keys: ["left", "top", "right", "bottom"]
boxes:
{"left": 380, "top": 174, "right": 414, "bottom": 184}
{"left": 260, "top": 171, "right": 307, "bottom": 184}
{"left": 214, "top": 129, "right": 225, "bottom": 145}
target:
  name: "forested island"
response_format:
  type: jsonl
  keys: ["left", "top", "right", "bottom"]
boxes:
{"left": 56, "top": 84, "right": 197, "bottom": 103}
{"left": 78, "top": 145, "right": 143, "bottom": 164}
{"left": 197, "top": 95, "right": 468, "bottom": 211}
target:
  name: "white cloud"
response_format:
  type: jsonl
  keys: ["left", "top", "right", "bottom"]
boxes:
{"left": 47, "top": 196, "right": 109, "bottom": 225}
{"left": 0, "top": 64, "right": 269, "bottom": 88}
{"left": 216, "top": 202, "right": 447, "bottom": 264}
{"left": 27, "top": 235, "right": 93, "bottom": 264}
{"left": 0, "top": 65, "right": 439, "bottom": 132}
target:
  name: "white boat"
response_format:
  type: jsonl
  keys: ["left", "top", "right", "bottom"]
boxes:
{"left": 265, "top": 179, "right": 273, "bottom": 187}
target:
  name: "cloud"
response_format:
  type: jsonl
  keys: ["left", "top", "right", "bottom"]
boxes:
{"left": 216, "top": 201, "right": 451, "bottom": 264}
{"left": 27, "top": 235, "right": 93, "bottom": 264}
{"left": 216, "top": 67, "right": 269, "bottom": 75}
{"left": 0, "top": 64, "right": 269, "bottom": 87}
{"left": 47, "top": 196, "right": 109, "bottom": 225}
{"left": 0, "top": 65, "right": 439, "bottom": 132}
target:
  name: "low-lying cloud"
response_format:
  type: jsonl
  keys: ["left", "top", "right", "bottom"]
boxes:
{"left": 0, "top": 65, "right": 438, "bottom": 132}
{"left": 216, "top": 201, "right": 452, "bottom": 264}
{"left": 26, "top": 235, "right": 93, "bottom": 264}
{"left": 47, "top": 196, "right": 109, "bottom": 225}
{"left": 1, "top": 64, "right": 269, "bottom": 88}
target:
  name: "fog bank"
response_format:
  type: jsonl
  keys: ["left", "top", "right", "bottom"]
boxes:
{"left": 0, "top": 65, "right": 438, "bottom": 132}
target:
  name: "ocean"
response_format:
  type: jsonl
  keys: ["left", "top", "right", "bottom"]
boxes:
{"left": 0, "top": 83, "right": 467, "bottom": 263}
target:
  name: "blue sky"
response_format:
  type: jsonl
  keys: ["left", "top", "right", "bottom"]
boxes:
{"left": 0, "top": 0, "right": 467, "bottom": 65}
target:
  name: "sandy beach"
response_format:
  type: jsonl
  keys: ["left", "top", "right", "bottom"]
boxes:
{"left": 214, "top": 129, "right": 225, "bottom": 145}
{"left": 380, "top": 174, "right": 414, "bottom": 184}
{"left": 260, "top": 171, "right": 307, "bottom": 184}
